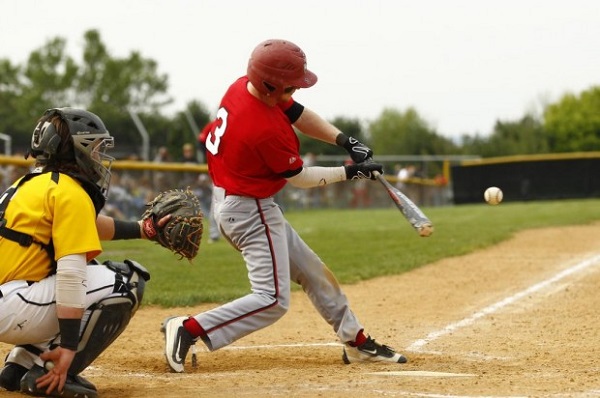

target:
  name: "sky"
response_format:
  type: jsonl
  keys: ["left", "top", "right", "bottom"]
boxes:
{"left": 2, "top": 0, "right": 599, "bottom": 140}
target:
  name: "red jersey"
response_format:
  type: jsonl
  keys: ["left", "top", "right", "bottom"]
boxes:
{"left": 204, "top": 77, "right": 304, "bottom": 198}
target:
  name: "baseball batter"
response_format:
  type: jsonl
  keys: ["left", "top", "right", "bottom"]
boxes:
{"left": 162, "top": 39, "right": 407, "bottom": 372}
{"left": 0, "top": 108, "right": 155, "bottom": 397}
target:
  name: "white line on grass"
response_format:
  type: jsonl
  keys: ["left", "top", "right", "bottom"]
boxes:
{"left": 407, "top": 253, "right": 600, "bottom": 352}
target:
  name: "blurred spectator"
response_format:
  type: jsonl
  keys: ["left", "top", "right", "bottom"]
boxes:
{"left": 396, "top": 164, "right": 413, "bottom": 191}
{"left": 181, "top": 143, "right": 198, "bottom": 163}
{"left": 102, "top": 172, "right": 131, "bottom": 220}
{"left": 130, "top": 176, "right": 155, "bottom": 216}
{"left": 180, "top": 143, "right": 199, "bottom": 188}
{"left": 193, "top": 174, "right": 213, "bottom": 216}
{"left": 155, "top": 146, "right": 170, "bottom": 161}
{"left": 153, "top": 146, "right": 172, "bottom": 192}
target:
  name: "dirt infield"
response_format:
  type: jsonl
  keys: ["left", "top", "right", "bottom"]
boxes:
{"left": 2, "top": 222, "right": 600, "bottom": 397}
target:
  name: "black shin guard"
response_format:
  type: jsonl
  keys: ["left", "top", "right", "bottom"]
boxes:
{"left": 69, "top": 259, "right": 150, "bottom": 374}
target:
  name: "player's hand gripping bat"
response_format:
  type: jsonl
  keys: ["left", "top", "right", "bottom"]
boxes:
{"left": 373, "top": 170, "right": 434, "bottom": 237}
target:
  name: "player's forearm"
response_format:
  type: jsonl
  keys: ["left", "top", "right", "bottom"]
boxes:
{"left": 286, "top": 166, "right": 346, "bottom": 188}
{"left": 293, "top": 107, "right": 342, "bottom": 145}
{"left": 96, "top": 214, "right": 143, "bottom": 240}
{"left": 56, "top": 305, "right": 84, "bottom": 319}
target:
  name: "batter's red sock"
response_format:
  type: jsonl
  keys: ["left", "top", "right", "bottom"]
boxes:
{"left": 349, "top": 329, "right": 367, "bottom": 347}
{"left": 183, "top": 317, "right": 206, "bottom": 339}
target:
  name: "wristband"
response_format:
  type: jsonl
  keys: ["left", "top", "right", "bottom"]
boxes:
{"left": 58, "top": 318, "right": 81, "bottom": 351}
{"left": 142, "top": 217, "right": 157, "bottom": 239}
{"left": 113, "top": 220, "right": 142, "bottom": 240}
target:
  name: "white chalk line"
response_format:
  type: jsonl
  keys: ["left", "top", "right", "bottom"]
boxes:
{"left": 389, "top": 394, "right": 527, "bottom": 398}
{"left": 407, "top": 253, "right": 600, "bottom": 352}
{"left": 368, "top": 370, "right": 476, "bottom": 377}
{"left": 223, "top": 342, "right": 342, "bottom": 350}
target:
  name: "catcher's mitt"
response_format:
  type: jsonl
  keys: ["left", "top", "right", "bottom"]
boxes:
{"left": 141, "top": 187, "right": 204, "bottom": 260}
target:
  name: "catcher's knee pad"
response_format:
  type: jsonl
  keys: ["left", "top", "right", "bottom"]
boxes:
{"left": 68, "top": 260, "right": 150, "bottom": 374}
{"left": 103, "top": 259, "right": 151, "bottom": 314}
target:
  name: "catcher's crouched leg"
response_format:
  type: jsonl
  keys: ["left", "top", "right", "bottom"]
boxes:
{"left": 68, "top": 259, "right": 151, "bottom": 375}
{"left": 18, "top": 261, "right": 150, "bottom": 397}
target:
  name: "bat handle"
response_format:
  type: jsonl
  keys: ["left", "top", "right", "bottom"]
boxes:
{"left": 372, "top": 169, "right": 387, "bottom": 184}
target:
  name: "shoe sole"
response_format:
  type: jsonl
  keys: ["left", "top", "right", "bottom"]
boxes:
{"left": 342, "top": 348, "right": 408, "bottom": 364}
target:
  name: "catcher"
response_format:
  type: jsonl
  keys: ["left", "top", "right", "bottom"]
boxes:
{"left": 0, "top": 107, "right": 202, "bottom": 398}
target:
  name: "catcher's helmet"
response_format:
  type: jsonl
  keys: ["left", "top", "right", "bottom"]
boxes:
{"left": 30, "top": 107, "right": 114, "bottom": 198}
{"left": 247, "top": 39, "right": 318, "bottom": 97}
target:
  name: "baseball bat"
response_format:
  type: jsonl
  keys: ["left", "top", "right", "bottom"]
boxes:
{"left": 373, "top": 170, "right": 434, "bottom": 237}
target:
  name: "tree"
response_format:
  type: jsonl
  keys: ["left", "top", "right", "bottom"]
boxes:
{"left": 0, "top": 30, "right": 183, "bottom": 154}
{"left": 79, "top": 30, "right": 171, "bottom": 114}
{"left": 462, "top": 115, "right": 548, "bottom": 157}
{"left": 22, "top": 37, "right": 79, "bottom": 112}
{"left": 544, "top": 87, "right": 600, "bottom": 152}
{"left": 0, "top": 59, "right": 26, "bottom": 147}
{"left": 147, "top": 100, "right": 212, "bottom": 159}
{"left": 368, "top": 107, "right": 457, "bottom": 156}
{"left": 297, "top": 116, "right": 366, "bottom": 159}
{"left": 0, "top": 38, "right": 79, "bottom": 149}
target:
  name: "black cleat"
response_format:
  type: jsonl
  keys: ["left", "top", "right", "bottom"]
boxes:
{"left": 342, "top": 336, "right": 408, "bottom": 364}
{"left": 0, "top": 362, "right": 28, "bottom": 391}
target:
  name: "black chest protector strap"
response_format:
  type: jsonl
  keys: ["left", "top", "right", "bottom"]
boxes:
{"left": 0, "top": 172, "right": 58, "bottom": 267}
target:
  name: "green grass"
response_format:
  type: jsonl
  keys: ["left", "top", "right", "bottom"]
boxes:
{"left": 98, "top": 199, "right": 600, "bottom": 307}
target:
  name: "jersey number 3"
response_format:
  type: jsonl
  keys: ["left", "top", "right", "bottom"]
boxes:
{"left": 205, "top": 107, "right": 228, "bottom": 156}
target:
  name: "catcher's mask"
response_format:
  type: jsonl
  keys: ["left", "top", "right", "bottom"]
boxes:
{"left": 28, "top": 107, "right": 115, "bottom": 199}
{"left": 247, "top": 39, "right": 318, "bottom": 97}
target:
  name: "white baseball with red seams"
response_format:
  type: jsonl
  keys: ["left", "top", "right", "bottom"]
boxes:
{"left": 484, "top": 187, "right": 503, "bottom": 205}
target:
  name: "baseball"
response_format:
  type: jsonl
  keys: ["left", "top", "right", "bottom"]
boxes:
{"left": 484, "top": 187, "right": 503, "bottom": 205}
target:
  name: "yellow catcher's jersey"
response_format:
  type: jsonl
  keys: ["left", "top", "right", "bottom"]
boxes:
{"left": 0, "top": 172, "right": 102, "bottom": 284}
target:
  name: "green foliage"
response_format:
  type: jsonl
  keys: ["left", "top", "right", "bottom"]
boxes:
{"left": 297, "top": 116, "right": 365, "bottom": 157}
{"left": 369, "top": 107, "right": 458, "bottom": 156}
{"left": 0, "top": 29, "right": 208, "bottom": 158}
{"left": 462, "top": 115, "right": 549, "bottom": 156}
{"left": 99, "top": 199, "right": 600, "bottom": 307}
{"left": 1, "top": 29, "right": 599, "bottom": 158}
{"left": 544, "top": 86, "right": 600, "bottom": 152}
{"left": 0, "top": 59, "right": 26, "bottom": 146}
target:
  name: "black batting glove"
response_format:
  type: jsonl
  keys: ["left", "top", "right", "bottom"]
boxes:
{"left": 344, "top": 162, "right": 383, "bottom": 180}
{"left": 336, "top": 133, "right": 373, "bottom": 164}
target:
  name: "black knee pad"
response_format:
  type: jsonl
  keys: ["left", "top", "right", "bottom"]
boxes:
{"left": 103, "top": 259, "right": 151, "bottom": 314}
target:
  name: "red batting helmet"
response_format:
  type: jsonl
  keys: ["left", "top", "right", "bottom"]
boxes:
{"left": 247, "top": 39, "right": 318, "bottom": 97}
